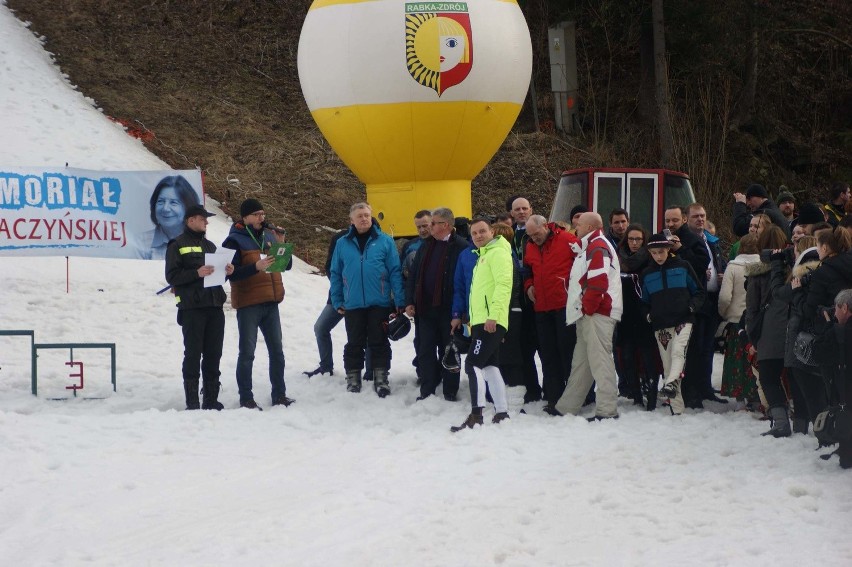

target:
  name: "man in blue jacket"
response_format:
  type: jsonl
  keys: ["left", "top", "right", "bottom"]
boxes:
{"left": 330, "top": 202, "right": 405, "bottom": 397}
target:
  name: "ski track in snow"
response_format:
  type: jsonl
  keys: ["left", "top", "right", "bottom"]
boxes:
{"left": 1, "top": 3, "right": 851, "bottom": 565}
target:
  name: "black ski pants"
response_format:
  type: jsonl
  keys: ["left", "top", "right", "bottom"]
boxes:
{"left": 343, "top": 306, "right": 392, "bottom": 372}
{"left": 180, "top": 307, "right": 225, "bottom": 385}
{"left": 416, "top": 307, "right": 459, "bottom": 398}
{"left": 519, "top": 301, "right": 541, "bottom": 397}
{"left": 535, "top": 308, "right": 576, "bottom": 405}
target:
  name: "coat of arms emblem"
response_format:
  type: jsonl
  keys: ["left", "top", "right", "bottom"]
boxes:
{"left": 405, "top": 3, "right": 473, "bottom": 96}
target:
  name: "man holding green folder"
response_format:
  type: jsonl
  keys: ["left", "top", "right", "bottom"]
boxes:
{"left": 222, "top": 198, "right": 295, "bottom": 410}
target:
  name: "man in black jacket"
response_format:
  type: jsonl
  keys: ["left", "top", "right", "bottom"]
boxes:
{"left": 664, "top": 205, "right": 712, "bottom": 408}
{"left": 406, "top": 207, "right": 471, "bottom": 401}
{"left": 510, "top": 196, "right": 542, "bottom": 402}
{"left": 732, "top": 183, "right": 788, "bottom": 237}
{"left": 685, "top": 203, "right": 728, "bottom": 404}
{"left": 165, "top": 205, "right": 233, "bottom": 410}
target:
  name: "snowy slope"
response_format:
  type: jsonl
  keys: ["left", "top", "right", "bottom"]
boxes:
{"left": 0, "top": 4, "right": 850, "bottom": 566}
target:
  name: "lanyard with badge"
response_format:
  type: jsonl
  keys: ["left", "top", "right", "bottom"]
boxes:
{"left": 247, "top": 228, "right": 268, "bottom": 258}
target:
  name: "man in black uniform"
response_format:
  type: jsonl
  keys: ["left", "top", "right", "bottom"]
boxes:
{"left": 166, "top": 205, "right": 234, "bottom": 410}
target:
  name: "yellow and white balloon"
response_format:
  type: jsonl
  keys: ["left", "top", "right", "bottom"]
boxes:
{"left": 298, "top": 0, "right": 532, "bottom": 236}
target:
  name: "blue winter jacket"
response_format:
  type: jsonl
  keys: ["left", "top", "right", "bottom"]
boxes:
{"left": 451, "top": 247, "right": 479, "bottom": 320}
{"left": 330, "top": 222, "right": 405, "bottom": 310}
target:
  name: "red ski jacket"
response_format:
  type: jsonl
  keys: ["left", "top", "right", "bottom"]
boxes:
{"left": 523, "top": 223, "right": 579, "bottom": 312}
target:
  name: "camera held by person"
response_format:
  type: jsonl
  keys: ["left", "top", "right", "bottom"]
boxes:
{"left": 759, "top": 247, "right": 795, "bottom": 266}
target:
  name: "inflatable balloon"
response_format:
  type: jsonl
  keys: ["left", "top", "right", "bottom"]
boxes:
{"left": 298, "top": 0, "right": 532, "bottom": 236}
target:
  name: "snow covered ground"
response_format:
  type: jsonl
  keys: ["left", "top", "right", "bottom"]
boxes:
{"left": 1, "top": 3, "right": 850, "bottom": 566}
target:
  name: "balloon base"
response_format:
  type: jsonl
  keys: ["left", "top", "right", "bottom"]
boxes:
{"left": 367, "top": 180, "right": 472, "bottom": 238}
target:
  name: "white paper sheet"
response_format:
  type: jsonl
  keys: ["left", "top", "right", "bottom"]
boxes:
{"left": 203, "top": 250, "right": 234, "bottom": 288}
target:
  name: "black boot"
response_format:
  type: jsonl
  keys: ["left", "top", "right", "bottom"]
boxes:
{"left": 492, "top": 412, "right": 510, "bottom": 424}
{"left": 373, "top": 368, "right": 390, "bottom": 398}
{"left": 792, "top": 417, "right": 809, "bottom": 435}
{"left": 346, "top": 369, "right": 362, "bottom": 393}
{"left": 184, "top": 379, "right": 200, "bottom": 410}
{"left": 201, "top": 380, "right": 224, "bottom": 411}
{"left": 643, "top": 375, "right": 659, "bottom": 411}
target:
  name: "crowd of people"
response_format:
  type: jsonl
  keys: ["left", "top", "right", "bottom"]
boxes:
{"left": 164, "top": 184, "right": 852, "bottom": 470}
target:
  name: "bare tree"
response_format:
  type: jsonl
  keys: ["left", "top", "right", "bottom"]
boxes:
{"left": 651, "top": 0, "right": 674, "bottom": 166}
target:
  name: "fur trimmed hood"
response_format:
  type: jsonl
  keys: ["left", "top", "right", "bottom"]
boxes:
{"left": 792, "top": 260, "right": 820, "bottom": 278}
{"left": 745, "top": 260, "right": 771, "bottom": 277}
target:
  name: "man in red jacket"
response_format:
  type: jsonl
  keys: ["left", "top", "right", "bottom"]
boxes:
{"left": 524, "top": 215, "right": 580, "bottom": 408}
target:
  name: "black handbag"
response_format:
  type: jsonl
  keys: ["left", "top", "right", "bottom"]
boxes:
{"left": 793, "top": 331, "right": 818, "bottom": 366}
{"left": 814, "top": 406, "right": 852, "bottom": 445}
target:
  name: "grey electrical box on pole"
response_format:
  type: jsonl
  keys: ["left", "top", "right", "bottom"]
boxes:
{"left": 548, "top": 22, "right": 578, "bottom": 133}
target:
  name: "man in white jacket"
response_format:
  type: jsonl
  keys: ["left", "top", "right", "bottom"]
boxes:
{"left": 550, "top": 213, "right": 623, "bottom": 420}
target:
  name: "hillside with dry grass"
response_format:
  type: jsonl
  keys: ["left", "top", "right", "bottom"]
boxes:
{"left": 8, "top": 0, "right": 576, "bottom": 267}
{"left": 7, "top": 0, "right": 850, "bottom": 264}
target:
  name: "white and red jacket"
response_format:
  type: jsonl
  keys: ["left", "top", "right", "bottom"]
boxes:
{"left": 565, "top": 228, "right": 623, "bottom": 325}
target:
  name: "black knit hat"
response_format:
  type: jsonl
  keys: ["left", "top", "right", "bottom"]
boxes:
{"left": 745, "top": 183, "right": 768, "bottom": 200}
{"left": 776, "top": 190, "right": 795, "bottom": 205}
{"left": 647, "top": 232, "right": 673, "bottom": 249}
{"left": 797, "top": 202, "right": 824, "bottom": 225}
{"left": 569, "top": 205, "right": 589, "bottom": 219}
{"left": 240, "top": 198, "right": 264, "bottom": 218}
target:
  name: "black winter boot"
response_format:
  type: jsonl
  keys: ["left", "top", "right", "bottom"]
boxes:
{"left": 201, "top": 380, "right": 224, "bottom": 411}
{"left": 644, "top": 375, "right": 659, "bottom": 411}
{"left": 492, "top": 412, "right": 510, "bottom": 424}
{"left": 762, "top": 406, "right": 792, "bottom": 438}
{"left": 346, "top": 369, "right": 362, "bottom": 393}
{"left": 184, "top": 379, "right": 200, "bottom": 410}
{"left": 373, "top": 368, "right": 390, "bottom": 398}
{"left": 839, "top": 441, "right": 852, "bottom": 469}
{"left": 792, "top": 417, "right": 809, "bottom": 435}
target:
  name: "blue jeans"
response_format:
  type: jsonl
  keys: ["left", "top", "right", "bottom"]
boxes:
{"left": 313, "top": 302, "right": 375, "bottom": 374}
{"left": 236, "top": 302, "right": 286, "bottom": 403}
{"left": 313, "top": 303, "right": 343, "bottom": 372}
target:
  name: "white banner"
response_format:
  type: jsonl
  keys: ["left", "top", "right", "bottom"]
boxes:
{"left": 0, "top": 168, "right": 204, "bottom": 260}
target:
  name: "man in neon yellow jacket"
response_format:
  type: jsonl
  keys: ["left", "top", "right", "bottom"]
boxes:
{"left": 450, "top": 218, "right": 514, "bottom": 431}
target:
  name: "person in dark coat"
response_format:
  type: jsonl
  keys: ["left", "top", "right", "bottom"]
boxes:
{"left": 165, "top": 205, "right": 233, "bottom": 410}
{"left": 802, "top": 227, "right": 852, "bottom": 403}
{"left": 826, "top": 289, "right": 852, "bottom": 469}
{"left": 803, "top": 227, "right": 852, "bottom": 333}
{"left": 509, "top": 196, "right": 542, "bottom": 403}
{"left": 685, "top": 203, "right": 729, "bottom": 404}
{"left": 616, "top": 224, "right": 660, "bottom": 409}
{"left": 664, "top": 205, "right": 711, "bottom": 408}
{"left": 772, "top": 247, "right": 826, "bottom": 434}
{"left": 406, "top": 207, "right": 472, "bottom": 401}
{"left": 745, "top": 225, "right": 793, "bottom": 437}
{"left": 732, "top": 183, "right": 788, "bottom": 238}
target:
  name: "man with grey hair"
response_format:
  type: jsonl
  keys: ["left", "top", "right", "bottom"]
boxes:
{"left": 330, "top": 202, "right": 405, "bottom": 397}
{"left": 523, "top": 214, "right": 580, "bottom": 409}
{"left": 826, "top": 288, "right": 852, "bottom": 468}
{"left": 406, "top": 207, "right": 471, "bottom": 401}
